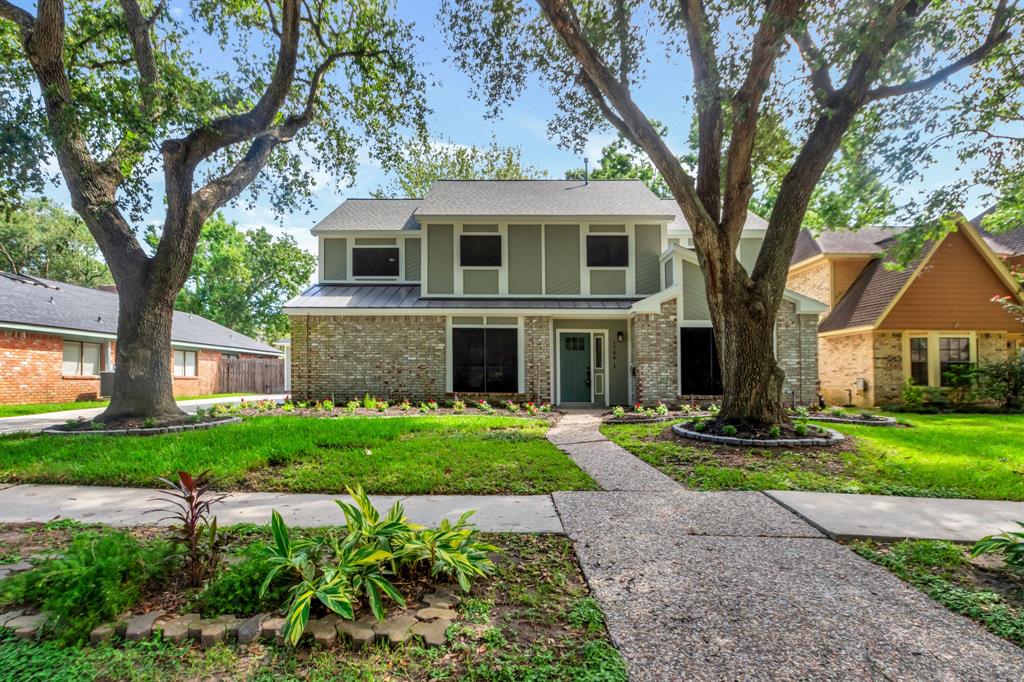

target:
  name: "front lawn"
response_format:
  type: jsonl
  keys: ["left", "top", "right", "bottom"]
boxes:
{"left": 0, "top": 394, "right": 257, "bottom": 419}
{"left": 602, "top": 413, "right": 1024, "bottom": 500}
{"left": 851, "top": 539, "right": 1024, "bottom": 646}
{"left": 0, "top": 416, "right": 596, "bottom": 494}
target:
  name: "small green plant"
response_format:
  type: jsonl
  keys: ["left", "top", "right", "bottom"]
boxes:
{"left": 655, "top": 402, "right": 669, "bottom": 415}
{"left": 538, "top": 403, "right": 552, "bottom": 413}
{"left": 645, "top": 407, "right": 657, "bottom": 418}
{"left": 477, "top": 399, "right": 495, "bottom": 414}
{"left": 362, "top": 394, "right": 377, "bottom": 410}
{"left": 768, "top": 425, "right": 781, "bottom": 438}
{"left": 142, "top": 417, "right": 156, "bottom": 428}
{"left": 828, "top": 406, "right": 846, "bottom": 417}
{"left": 707, "top": 403, "right": 720, "bottom": 416}
{"left": 426, "top": 400, "right": 439, "bottom": 410}
{"left": 453, "top": 400, "right": 466, "bottom": 412}
{"left": 376, "top": 400, "right": 389, "bottom": 412}
{"left": 149, "top": 470, "right": 226, "bottom": 588}
{"left": 90, "top": 420, "right": 105, "bottom": 430}
{"left": 567, "top": 597, "right": 606, "bottom": 634}
{"left": 611, "top": 405, "right": 626, "bottom": 418}
{"left": 680, "top": 403, "right": 693, "bottom": 413}
{"left": 691, "top": 420, "right": 705, "bottom": 432}
{"left": 792, "top": 405, "right": 809, "bottom": 418}
{"left": 721, "top": 425, "right": 737, "bottom": 436}
{"left": 318, "top": 399, "right": 334, "bottom": 412}
{"left": 345, "top": 400, "right": 359, "bottom": 414}
{"left": 504, "top": 400, "right": 520, "bottom": 412}
{"left": 280, "top": 401, "right": 294, "bottom": 412}
{"left": 524, "top": 401, "right": 539, "bottom": 415}
{"left": 859, "top": 411, "right": 875, "bottom": 420}
{"left": 633, "top": 402, "right": 644, "bottom": 413}
{"left": 794, "top": 423, "right": 808, "bottom": 436}
{"left": 399, "top": 399, "right": 412, "bottom": 410}
{"left": 971, "top": 522, "right": 1024, "bottom": 567}
{"left": 190, "top": 543, "right": 288, "bottom": 617}
{"left": 901, "top": 379, "right": 925, "bottom": 409}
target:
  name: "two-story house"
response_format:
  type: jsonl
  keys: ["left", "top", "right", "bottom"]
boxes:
{"left": 787, "top": 217, "right": 1024, "bottom": 407}
{"left": 285, "top": 180, "right": 825, "bottom": 407}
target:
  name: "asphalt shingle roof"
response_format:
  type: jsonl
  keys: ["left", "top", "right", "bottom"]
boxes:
{"left": 972, "top": 208, "right": 1024, "bottom": 256}
{"left": 661, "top": 199, "right": 769, "bottom": 234}
{"left": 311, "top": 198, "right": 421, "bottom": 233}
{"left": 791, "top": 227, "right": 904, "bottom": 265}
{"left": 0, "top": 272, "right": 281, "bottom": 355}
{"left": 417, "top": 180, "right": 672, "bottom": 218}
{"left": 285, "top": 284, "right": 639, "bottom": 310}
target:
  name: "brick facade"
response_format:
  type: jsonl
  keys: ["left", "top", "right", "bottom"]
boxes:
{"left": 818, "top": 332, "right": 874, "bottom": 406}
{"left": 630, "top": 300, "right": 679, "bottom": 404}
{"left": 775, "top": 298, "right": 820, "bottom": 406}
{"left": 786, "top": 261, "right": 831, "bottom": 315}
{"left": 522, "top": 316, "right": 552, "bottom": 403}
{"left": 0, "top": 329, "right": 236, "bottom": 405}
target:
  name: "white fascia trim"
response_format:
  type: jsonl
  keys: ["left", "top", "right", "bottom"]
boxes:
{"left": 782, "top": 288, "right": 829, "bottom": 314}
{"left": 284, "top": 307, "right": 632, "bottom": 318}
{"left": 0, "top": 322, "right": 281, "bottom": 356}
{"left": 414, "top": 213, "right": 676, "bottom": 223}
{"left": 629, "top": 287, "right": 681, "bottom": 314}
{"left": 311, "top": 228, "right": 421, "bottom": 236}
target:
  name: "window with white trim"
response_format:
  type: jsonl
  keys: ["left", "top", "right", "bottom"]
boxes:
{"left": 451, "top": 328, "right": 518, "bottom": 393}
{"left": 939, "top": 337, "right": 971, "bottom": 387}
{"left": 909, "top": 337, "right": 928, "bottom": 386}
{"left": 62, "top": 341, "right": 102, "bottom": 376}
{"left": 586, "top": 235, "right": 628, "bottom": 267}
{"left": 174, "top": 349, "right": 198, "bottom": 377}
{"left": 459, "top": 235, "right": 501, "bottom": 267}
{"left": 352, "top": 247, "right": 400, "bottom": 277}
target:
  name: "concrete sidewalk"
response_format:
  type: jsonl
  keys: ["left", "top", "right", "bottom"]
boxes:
{"left": 0, "top": 394, "right": 286, "bottom": 435}
{"left": 766, "top": 490, "right": 1024, "bottom": 542}
{"left": 0, "top": 484, "right": 562, "bottom": 533}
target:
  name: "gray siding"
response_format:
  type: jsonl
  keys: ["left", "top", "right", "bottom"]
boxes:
{"left": 553, "top": 319, "right": 629, "bottom": 405}
{"left": 427, "top": 225, "right": 454, "bottom": 295}
{"left": 545, "top": 225, "right": 580, "bottom": 295}
{"left": 663, "top": 259, "right": 673, "bottom": 287}
{"left": 590, "top": 270, "right": 626, "bottom": 295}
{"left": 463, "top": 269, "right": 500, "bottom": 295}
{"left": 323, "top": 238, "right": 347, "bottom": 281}
{"left": 405, "top": 238, "right": 421, "bottom": 281}
{"left": 508, "top": 225, "right": 543, "bottom": 295}
{"left": 354, "top": 237, "right": 397, "bottom": 246}
{"left": 463, "top": 224, "right": 499, "bottom": 233}
{"left": 589, "top": 224, "right": 626, "bottom": 233}
{"left": 634, "top": 224, "right": 662, "bottom": 294}
{"left": 738, "top": 237, "right": 762, "bottom": 272}
{"left": 682, "top": 260, "right": 710, "bottom": 320}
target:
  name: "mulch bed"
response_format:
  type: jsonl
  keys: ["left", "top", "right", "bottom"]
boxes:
{"left": 805, "top": 412, "right": 900, "bottom": 426}
{"left": 674, "top": 418, "right": 845, "bottom": 447}
{"left": 236, "top": 405, "right": 559, "bottom": 420}
{"left": 43, "top": 416, "right": 240, "bottom": 436}
{"left": 603, "top": 410, "right": 711, "bottom": 424}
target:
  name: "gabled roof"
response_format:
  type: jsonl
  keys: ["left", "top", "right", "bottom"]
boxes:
{"left": 817, "top": 219, "right": 1024, "bottom": 334}
{"left": 660, "top": 199, "right": 768, "bottom": 235}
{"left": 311, "top": 198, "right": 421, "bottom": 234}
{"left": 416, "top": 179, "right": 673, "bottom": 218}
{"left": 0, "top": 272, "right": 281, "bottom": 355}
{"left": 791, "top": 227, "right": 904, "bottom": 265}
{"left": 972, "top": 207, "right": 1024, "bottom": 256}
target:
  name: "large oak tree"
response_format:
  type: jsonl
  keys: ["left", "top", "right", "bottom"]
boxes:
{"left": 0, "top": 0, "right": 426, "bottom": 420}
{"left": 443, "top": 0, "right": 1024, "bottom": 423}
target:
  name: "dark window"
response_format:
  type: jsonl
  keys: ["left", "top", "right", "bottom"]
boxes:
{"left": 460, "top": 235, "right": 502, "bottom": 267}
{"left": 352, "top": 247, "right": 400, "bottom": 277}
{"left": 452, "top": 328, "right": 518, "bottom": 393}
{"left": 679, "top": 327, "right": 722, "bottom": 395}
{"left": 586, "top": 235, "right": 628, "bottom": 267}
{"left": 939, "top": 337, "right": 971, "bottom": 387}
{"left": 909, "top": 337, "right": 929, "bottom": 386}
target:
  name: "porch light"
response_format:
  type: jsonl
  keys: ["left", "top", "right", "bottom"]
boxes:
{"left": 617, "top": 331, "right": 625, "bottom": 343}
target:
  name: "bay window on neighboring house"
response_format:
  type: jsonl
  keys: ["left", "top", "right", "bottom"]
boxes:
{"left": 173, "top": 349, "right": 198, "bottom": 377}
{"left": 62, "top": 340, "right": 102, "bottom": 376}
{"left": 451, "top": 326, "right": 518, "bottom": 393}
{"left": 904, "top": 333, "right": 974, "bottom": 387}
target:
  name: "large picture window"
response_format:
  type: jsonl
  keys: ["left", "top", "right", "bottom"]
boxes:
{"left": 939, "top": 337, "right": 971, "bottom": 386}
{"left": 679, "top": 327, "right": 722, "bottom": 395}
{"left": 460, "top": 235, "right": 502, "bottom": 267}
{"left": 62, "top": 341, "right": 102, "bottom": 376}
{"left": 586, "top": 235, "right": 628, "bottom": 267}
{"left": 909, "top": 337, "right": 929, "bottom": 386}
{"left": 352, "top": 247, "right": 400, "bottom": 277}
{"left": 452, "top": 327, "right": 518, "bottom": 393}
{"left": 174, "top": 349, "right": 198, "bottom": 377}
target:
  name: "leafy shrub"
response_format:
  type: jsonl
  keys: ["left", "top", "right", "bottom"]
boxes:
{"left": 975, "top": 357, "right": 1024, "bottom": 409}
{"left": 190, "top": 543, "right": 289, "bottom": 617}
{"left": 901, "top": 379, "right": 925, "bottom": 409}
{"left": 524, "top": 402, "right": 539, "bottom": 415}
{"left": 794, "top": 423, "right": 808, "bottom": 437}
{"left": 768, "top": 425, "right": 781, "bottom": 438}
{"left": 0, "top": 530, "right": 174, "bottom": 644}
{"left": 281, "top": 402, "right": 295, "bottom": 413}
{"left": 941, "top": 364, "right": 977, "bottom": 410}
{"left": 721, "top": 425, "right": 737, "bottom": 436}
{"left": 655, "top": 402, "right": 669, "bottom": 415}
{"left": 793, "top": 405, "right": 809, "bottom": 418}
{"left": 680, "top": 403, "right": 693, "bottom": 414}
{"left": 318, "top": 399, "right": 334, "bottom": 412}
{"left": 362, "top": 394, "right": 377, "bottom": 410}
{"left": 611, "top": 406, "right": 625, "bottom": 418}
{"left": 399, "top": 400, "right": 412, "bottom": 411}
{"left": 972, "top": 522, "right": 1024, "bottom": 567}
{"left": 690, "top": 420, "right": 705, "bottom": 432}
{"left": 707, "top": 403, "right": 720, "bottom": 416}
{"left": 538, "top": 403, "right": 552, "bottom": 413}
{"left": 345, "top": 400, "right": 359, "bottom": 414}
{"left": 633, "top": 403, "right": 644, "bottom": 413}
{"left": 262, "top": 486, "right": 497, "bottom": 645}
{"left": 149, "top": 470, "right": 226, "bottom": 588}
{"left": 828, "top": 406, "right": 845, "bottom": 417}
{"left": 477, "top": 400, "right": 495, "bottom": 414}
{"left": 427, "top": 400, "right": 439, "bottom": 410}
{"left": 504, "top": 400, "right": 520, "bottom": 412}
{"left": 376, "top": 401, "right": 389, "bottom": 413}
{"left": 859, "top": 411, "right": 875, "bottom": 420}
{"left": 142, "top": 417, "right": 156, "bottom": 428}
{"left": 419, "top": 402, "right": 430, "bottom": 413}
{"left": 453, "top": 400, "right": 466, "bottom": 412}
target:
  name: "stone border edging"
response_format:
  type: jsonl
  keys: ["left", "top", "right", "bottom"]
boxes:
{"left": 805, "top": 414, "right": 899, "bottom": 427}
{"left": 671, "top": 423, "right": 845, "bottom": 447}
{"left": 41, "top": 416, "right": 242, "bottom": 437}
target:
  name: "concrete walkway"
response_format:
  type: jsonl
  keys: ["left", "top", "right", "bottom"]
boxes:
{"left": 0, "top": 484, "right": 561, "bottom": 532}
{"left": 766, "top": 490, "right": 1024, "bottom": 542}
{"left": 0, "top": 394, "right": 286, "bottom": 435}
{"left": 547, "top": 412, "right": 1024, "bottom": 680}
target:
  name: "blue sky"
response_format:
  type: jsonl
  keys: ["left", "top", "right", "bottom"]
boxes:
{"left": 20, "top": 0, "right": 989, "bottom": 254}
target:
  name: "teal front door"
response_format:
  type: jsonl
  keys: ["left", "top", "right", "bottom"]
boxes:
{"left": 559, "top": 333, "right": 591, "bottom": 402}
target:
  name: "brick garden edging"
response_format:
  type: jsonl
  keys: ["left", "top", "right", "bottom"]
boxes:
{"left": 41, "top": 416, "right": 242, "bottom": 437}
{"left": 0, "top": 587, "right": 460, "bottom": 648}
{"left": 805, "top": 414, "right": 900, "bottom": 427}
{"left": 671, "top": 423, "right": 846, "bottom": 447}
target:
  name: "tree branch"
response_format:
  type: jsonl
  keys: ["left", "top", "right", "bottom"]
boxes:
{"left": 576, "top": 71, "right": 641, "bottom": 147}
{"left": 790, "top": 23, "right": 835, "bottom": 103}
{"left": 119, "top": 0, "right": 159, "bottom": 88}
{"left": 866, "top": 0, "right": 1012, "bottom": 102}
{"left": 0, "top": 0, "right": 33, "bottom": 29}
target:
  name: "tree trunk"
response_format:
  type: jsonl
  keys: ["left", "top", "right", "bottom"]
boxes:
{"left": 97, "top": 265, "right": 185, "bottom": 422}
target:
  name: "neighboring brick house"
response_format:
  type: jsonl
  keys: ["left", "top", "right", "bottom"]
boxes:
{"left": 786, "top": 219, "right": 1024, "bottom": 407}
{"left": 285, "top": 180, "right": 825, "bottom": 407}
{"left": 0, "top": 272, "right": 282, "bottom": 405}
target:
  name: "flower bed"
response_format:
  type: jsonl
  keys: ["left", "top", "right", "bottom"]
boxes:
{"left": 604, "top": 402, "right": 715, "bottom": 424}
{"left": 42, "top": 416, "right": 240, "bottom": 436}
{"left": 224, "top": 397, "right": 557, "bottom": 420}
{"left": 672, "top": 419, "right": 845, "bottom": 447}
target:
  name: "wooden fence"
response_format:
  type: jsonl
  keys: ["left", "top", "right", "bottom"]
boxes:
{"left": 217, "top": 357, "right": 285, "bottom": 395}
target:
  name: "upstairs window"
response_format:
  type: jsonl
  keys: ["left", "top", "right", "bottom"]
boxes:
{"left": 460, "top": 235, "right": 501, "bottom": 267}
{"left": 352, "top": 247, "right": 400, "bottom": 277}
{"left": 586, "top": 235, "right": 628, "bottom": 267}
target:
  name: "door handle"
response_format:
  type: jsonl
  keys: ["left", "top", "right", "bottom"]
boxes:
{"left": 586, "top": 367, "right": 591, "bottom": 386}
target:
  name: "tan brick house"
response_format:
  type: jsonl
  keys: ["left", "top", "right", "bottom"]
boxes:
{"left": 0, "top": 272, "right": 281, "bottom": 405}
{"left": 786, "top": 219, "right": 1024, "bottom": 407}
{"left": 285, "top": 180, "right": 825, "bottom": 407}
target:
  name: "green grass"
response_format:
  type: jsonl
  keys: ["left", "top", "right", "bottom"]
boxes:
{"left": 0, "top": 532, "right": 626, "bottom": 682}
{"left": 0, "top": 416, "right": 596, "bottom": 495}
{"left": 603, "top": 412, "right": 1024, "bottom": 500}
{"left": 0, "top": 394, "right": 258, "bottom": 418}
{"left": 851, "top": 539, "right": 1024, "bottom": 646}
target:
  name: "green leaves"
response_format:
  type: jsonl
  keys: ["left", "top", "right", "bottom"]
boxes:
{"left": 972, "top": 522, "right": 1024, "bottom": 568}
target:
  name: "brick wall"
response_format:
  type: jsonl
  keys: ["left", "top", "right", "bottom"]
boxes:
{"left": 872, "top": 331, "right": 904, "bottom": 406}
{"left": 0, "top": 330, "right": 231, "bottom": 405}
{"left": 818, "top": 331, "right": 875, "bottom": 406}
{"left": 977, "top": 331, "right": 1011, "bottom": 364}
{"left": 630, "top": 299, "right": 679, "bottom": 404}
{"left": 522, "top": 316, "right": 552, "bottom": 403}
{"left": 290, "top": 315, "right": 448, "bottom": 401}
{"left": 786, "top": 261, "right": 832, "bottom": 315}
{"left": 775, "top": 299, "right": 820, "bottom": 406}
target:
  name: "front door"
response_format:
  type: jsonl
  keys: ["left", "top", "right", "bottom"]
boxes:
{"left": 560, "top": 333, "right": 591, "bottom": 403}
